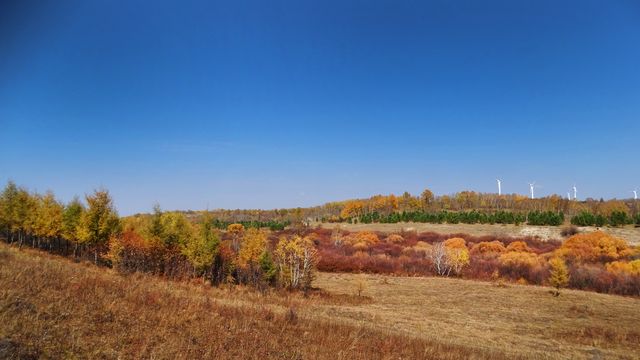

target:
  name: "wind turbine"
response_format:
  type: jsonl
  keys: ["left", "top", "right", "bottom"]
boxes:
{"left": 633, "top": 189, "right": 638, "bottom": 200}
{"left": 528, "top": 182, "right": 536, "bottom": 199}
{"left": 496, "top": 179, "right": 502, "bottom": 196}
{"left": 567, "top": 192, "right": 571, "bottom": 200}
{"left": 572, "top": 184, "right": 577, "bottom": 201}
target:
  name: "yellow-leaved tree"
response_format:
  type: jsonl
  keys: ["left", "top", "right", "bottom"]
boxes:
{"left": 77, "top": 190, "right": 120, "bottom": 264}
{"left": 274, "top": 234, "right": 318, "bottom": 290}
{"left": 182, "top": 215, "right": 219, "bottom": 280}
{"left": 237, "top": 228, "right": 268, "bottom": 268}
{"left": 340, "top": 200, "right": 364, "bottom": 219}
{"left": 548, "top": 257, "right": 570, "bottom": 297}
{"left": 444, "top": 237, "right": 470, "bottom": 275}
{"left": 227, "top": 223, "right": 245, "bottom": 251}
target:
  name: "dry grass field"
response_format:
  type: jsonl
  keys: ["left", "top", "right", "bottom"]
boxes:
{"left": 317, "top": 222, "right": 640, "bottom": 245}
{"left": 1, "top": 243, "right": 639, "bottom": 359}
{"left": 314, "top": 273, "right": 640, "bottom": 359}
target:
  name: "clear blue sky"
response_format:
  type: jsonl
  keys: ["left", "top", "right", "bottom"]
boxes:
{"left": 1, "top": 1, "right": 639, "bottom": 215}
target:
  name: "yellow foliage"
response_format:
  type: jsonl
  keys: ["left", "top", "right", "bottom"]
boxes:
{"left": 237, "top": 228, "right": 268, "bottom": 268}
{"left": 444, "top": 237, "right": 467, "bottom": 249}
{"left": 557, "top": 231, "right": 630, "bottom": 262}
{"left": 597, "top": 200, "right": 630, "bottom": 217}
{"left": 227, "top": 223, "right": 245, "bottom": 235}
{"left": 506, "top": 241, "right": 532, "bottom": 253}
{"left": 548, "top": 257, "right": 570, "bottom": 294}
{"left": 443, "top": 238, "right": 469, "bottom": 273}
{"left": 340, "top": 200, "right": 364, "bottom": 218}
{"left": 345, "top": 231, "right": 379, "bottom": 247}
{"left": 470, "top": 241, "right": 506, "bottom": 256}
{"left": 605, "top": 260, "right": 640, "bottom": 276}
{"left": 274, "top": 234, "right": 318, "bottom": 289}
{"left": 499, "top": 251, "right": 539, "bottom": 267}
{"left": 385, "top": 234, "right": 404, "bottom": 244}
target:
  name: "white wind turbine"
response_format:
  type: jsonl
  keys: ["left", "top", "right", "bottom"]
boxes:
{"left": 633, "top": 189, "right": 638, "bottom": 200}
{"left": 572, "top": 184, "right": 577, "bottom": 201}
{"left": 528, "top": 182, "right": 536, "bottom": 199}
{"left": 567, "top": 192, "right": 571, "bottom": 200}
{"left": 496, "top": 179, "right": 502, "bottom": 196}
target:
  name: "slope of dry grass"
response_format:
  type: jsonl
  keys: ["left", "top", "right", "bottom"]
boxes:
{"left": 0, "top": 244, "right": 515, "bottom": 360}
{"left": 313, "top": 273, "right": 640, "bottom": 359}
{"left": 1, "top": 243, "right": 639, "bottom": 359}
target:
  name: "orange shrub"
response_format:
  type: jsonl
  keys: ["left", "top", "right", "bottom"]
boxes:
{"left": 385, "top": 234, "right": 404, "bottom": 244}
{"left": 226, "top": 223, "right": 245, "bottom": 237}
{"left": 470, "top": 241, "right": 506, "bottom": 256}
{"left": 499, "top": 251, "right": 539, "bottom": 268}
{"left": 345, "top": 231, "right": 380, "bottom": 249}
{"left": 444, "top": 237, "right": 467, "bottom": 249}
{"left": 412, "top": 241, "right": 432, "bottom": 255}
{"left": 557, "top": 231, "right": 631, "bottom": 262}
{"left": 605, "top": 260, "right": 640, "bottom": 276}
{"left": 506, "top": 241, "right": 532, "bottom": 253}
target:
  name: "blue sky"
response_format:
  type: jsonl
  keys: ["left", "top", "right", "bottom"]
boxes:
{"left": 1, "top": 1, "right": 639, "bottom": 215}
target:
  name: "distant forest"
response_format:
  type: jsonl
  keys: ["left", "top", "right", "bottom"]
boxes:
{"left": 174, "top": 190, "right": 640, "bottom": 228}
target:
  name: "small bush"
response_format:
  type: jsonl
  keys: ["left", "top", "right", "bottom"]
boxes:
{"left": 560, "top": 225, "right": 579, "bottom": 237}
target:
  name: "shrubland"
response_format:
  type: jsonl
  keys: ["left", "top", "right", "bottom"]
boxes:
{"left": 1, "top": 181, "right": 639, "bottom": 296}
{"left": 315, "top": 227, "right": 640, "bottom": 296}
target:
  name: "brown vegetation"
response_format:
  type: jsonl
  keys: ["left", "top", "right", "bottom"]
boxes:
{"left": 3, "top": 243, "right": 639, "bottom": 359}
{"left": 315, "top": 228, "right": 640, "bottom": 296}
{"left": 1, "top": 244, "right": 528, "bottom": 359}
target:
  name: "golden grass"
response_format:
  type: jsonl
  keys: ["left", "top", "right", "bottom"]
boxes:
{"left": 0, "top": 244, "right": 516, "bottom": 359}
{"left": 1, "top": 243, "right": 639, "bottom": 359}
{"left": 313, "top": 272, "right": 640, "bottom": 359}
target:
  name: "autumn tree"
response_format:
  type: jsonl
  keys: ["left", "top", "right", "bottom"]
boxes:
{"left": 237, "top": 228, "right": 269, "bottom": 285}
{"left": 147, "top": 204, "right": 164, "bottom": 240}
{"left": 275, "top": 234, "right": 318, "bottom": 290}
{"left": 340, "top": 200, "right": 364, "bottom": 219}
{"left": 548, "top": 257, "right": 569, "bottom": 296}
{"left": 62, "top": 197, "right": 85, "bottom": 256}
{"left": 399, "top": 191, "right": 420, "bottom": 212}
{"left": 160, "top": 211, "right": 193, "bottom": 247}
{"left": 16, "top": 188, "right": 38, "bottom": 248}
{"left": 77, "top": 190, "right": 121, "bottom": 264}
{"left": 429, "top": 242, "right": 449, "bottom": 276}
{"left": 420, "top": 188, "right": 434, "bottom": 210}
{"left": 429, "top": 238, "right": 470, "bottom": 276}
{"left": 444, "top": 237, "right": 470, "bottom": 275}
{"left": 34, "top": 191, "right": 63, "bottom": 250}
{"left": 227, "top": 223, "right": 245, "bottom": 251}
{"left": 182, "top": 216, "right": 220, "bottom": 280}
{"left": 0, "top": 181, "right": 20, "bottom": 242}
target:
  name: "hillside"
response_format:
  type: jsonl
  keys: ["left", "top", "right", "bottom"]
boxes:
{"left": 1, "top": 244, "right": 639, "bottom": 359}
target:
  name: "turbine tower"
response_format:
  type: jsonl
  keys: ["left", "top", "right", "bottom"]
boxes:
{"left": 567, "top": 192, "right": 571, "bottom": 200}
{"left": 633, "top": 189, "right": 638, "bottom": 200}
{"left": 496, "top": 179, "right": 502, "bottom": 196}
{"left": 528, "top": 182, "right": 535, "bottom": 199}
{"left": 572, "top": 184, "right": 577, "bottom": 201}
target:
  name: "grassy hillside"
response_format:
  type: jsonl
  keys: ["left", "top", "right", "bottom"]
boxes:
{"left": 1, "top": 243, "right": 639, "bottom": 359}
